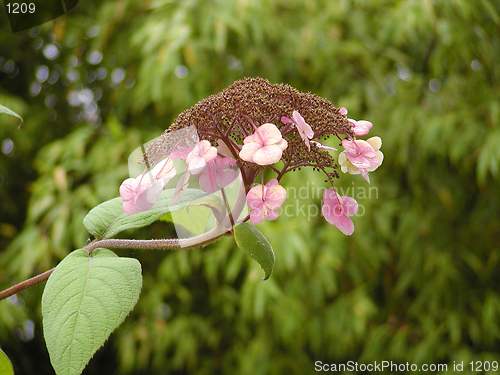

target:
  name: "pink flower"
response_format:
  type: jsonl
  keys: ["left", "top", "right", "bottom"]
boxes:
{"left": 199, "top": 156, "right": 239, "bottom": 194}
{"left": 339, "top": 107, "right": 348, "bottom": 116}
{"left": 246, "top": 179, "right": 287, "bottom": 225}
{"left": 349, "top": 119, "right": 373, "bottom": 136}
{"left": 321, "top": 189, "right": 358, "bottom": 235}
{"left": 338, "top": 137, "right": 383, "bottom": 183}
{"left": 239, "top": 123, "right": 288, "bottom": 165}
{"left": 186, "top": 140, "right": 217, "bottom": 174}
{"left": 281, "top": 110, "right": 314, "bottom": 151}
{"left": 119, "top": 159, "right": 176, "bottom": 215}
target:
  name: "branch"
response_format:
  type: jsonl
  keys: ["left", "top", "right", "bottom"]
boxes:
{"left": 0, "top": 184, "right": 249, "bottom": 301}
{"left": 0, "top": 268, "right": 54, "bottom": 301}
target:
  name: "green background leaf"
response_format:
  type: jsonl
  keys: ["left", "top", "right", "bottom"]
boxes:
{"left": 0, "top": 104, "right": 23, "bottom": 126}
{"left": 234, "top": 222, "right": 274, "bottom": 280}
{"left": 41, "top": 248, "right": 142, "bottom": 375}
{"left": 0, "top": 349, "right": 14, "bottom": 375}
{"left": 83, "top": 188, "right": 209, "bottom": 239}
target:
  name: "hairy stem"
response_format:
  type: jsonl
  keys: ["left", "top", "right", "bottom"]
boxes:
{"left": 0, "top": 268, "right": 55, "bottom": 301}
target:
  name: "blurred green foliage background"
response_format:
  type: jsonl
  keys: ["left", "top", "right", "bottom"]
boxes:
{"left": 1, "top": 0, "right": 500, "bottom": 374}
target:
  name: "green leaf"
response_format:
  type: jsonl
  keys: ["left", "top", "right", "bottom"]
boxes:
{"left": 0, "top": 349, "right": 14, "bottom": 375}
{"left": 41, "top": 249, "right": 142, "bottom": 375}
{"left": 234, "top": 222, "right": 274, "bottom": 280}
{"left": 0, "top": 104, "right": 23, "bottom": 126}
{"left": 83, "top": 188, "right": 210, "bottom": 239}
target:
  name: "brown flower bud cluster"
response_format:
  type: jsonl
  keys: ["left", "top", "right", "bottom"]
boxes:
{"left": 145, "top": 77, "right": 353, "bottom": 185}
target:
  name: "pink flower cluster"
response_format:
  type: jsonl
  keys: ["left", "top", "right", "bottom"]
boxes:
{"left": 120, "top": 107, "right": 382, "bottom": 236}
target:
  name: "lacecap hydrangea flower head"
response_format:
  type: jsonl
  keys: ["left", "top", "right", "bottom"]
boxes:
{"left": 120, "top": 77, "right": 383, "bottom": 235}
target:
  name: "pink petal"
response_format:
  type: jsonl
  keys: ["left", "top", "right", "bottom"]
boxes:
{"left": 186, "top": 141, "right": 217, "bottom": 174}
{"left": 199, "top": 164, "right": 217, "bottom": 193}
{"left": 265, "top": 208, "right": 280, "bottom": 221}
{"left": 203, "top": 144, "right": 218, "bottom": 162}
{"left": 171, "top": 171, "right": 190, "bottom": 205}
{"left": 321, "top": 190, "right": 355, "bottom": 235}
{"left": 252, "top": 145, "right": 284, "bottom": 165}
{"left": 242, "top": 133, "right": 259, "bottom": 145}
{"left": 331, "top": 213, "right": 355, "bottom": 235}
{"left": 119, "top": 178, "right": 138, "bottom": 201}
{"left": 359, "top": 168, "right": 370, "bottom": 183}
{"left": 352, "top": 120, "right": 373, "bottom": 136}
{"left": 135, "top": 182, "right": 163, "bottom": 211}
{"left": 246, "top": 185, "right": 265, "bottom": 209}
{"left": 152, "top": 159, "right": 176, "bottom": 182}
{"left": 265, "top": 178, "right": 279, "bottom": 188}
{"left": 170, "top": 145, "right": 194, "bottom": 160}
{"left": 339, "top": 107, "right": 348, "bottom": 116}
{"left": 276, "top": 138, "right": 288, "bottom": 151}
{"left": 122, "top": 199, "right": 139, "bottom": 215}
{"left": 311, "top": 141, "right": 337, "bottom": 151}
{"left": 255, "top": 123, "right": 284, "bottom": 146}
{"left": 250, "top": 207, "right": 265, "bottom": 225}
{"left": 321, "top": 191, "right": 339, "bottom": 222}
{"left": 187, "top": 156, "right": 207, "bottom": 174}
{"left": 367, "top": 151, "right": 384, "bottom": 172}
{"left": 366, "top": 136, "right": 382, "bottom": 151}
{"left": 342, "top": 139, "right": 377, "bottom": 158}
{"left": 265, "top": 184, "right": 287, "bottom": 209}
{"left": 198, "top": 140, "right": 212, "bottom": 153}
{"left": 199, "top": 158, "right": 238, "bottom": 194}
{"left": 341, "top": 196, "right": 358, "bottom": 216}
{"left": 292, "top": 110, "right": 314, "bottom": 139}
{"left": 341, "top": 139, "right": 359, "bottom": 155}
{"left": 347, "top": 155, "right": 371, "bottom": 169}
{"left": 239, "top": 142, "right": 262, "bottom": 163}
{"left": 281, "top": 116, "right": 294, "bottom": 124}
{"left": 322, "top": 189, "right": 340, "bottom": 210}
{"left": 215, "top": 167, "right": 238, "bottom": 188}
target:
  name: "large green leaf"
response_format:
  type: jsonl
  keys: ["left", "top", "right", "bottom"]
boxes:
{"left": 234, "top": 222, "right": 274, "bottom": 280}
{"left": 83, "top": 188, "right": 211, "bottom": 239}
{"left": 0, "top": 104, "right": 23, "bottom": 126}
{"left": 41, "top": 249, "right": 142, "bottom": 375}
{"left": 0, "top": 349, "right": 14, "bottom": 375}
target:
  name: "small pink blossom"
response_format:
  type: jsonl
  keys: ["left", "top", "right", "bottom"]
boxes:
{"left": 339, "top": 107, "right": 348, "bottom": 116}
{"left": 186, "top": 140, "right": 218, "bottom": 174}
{"left": 321, "top": 189, "right": 358, "bottom": 235}
{"left": 349, "top": 119, "right": 373, "bottom": 136}
{"left": 239, "top": 123, "right": 288, "bottom": 165}
{"left": 281, "top": 110, "right": 314, "bottom": 151}
{"left": 338, "top": 137, "right": 383, "bottom": 183}
{"left": 246, "top": 179, "right": 287, "bottom": 225}
{"left": 199, "top": 156, "right": 239, "bottom": 193}
{"left": 119, "top": 159, "right": 176, "bottom": 215}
